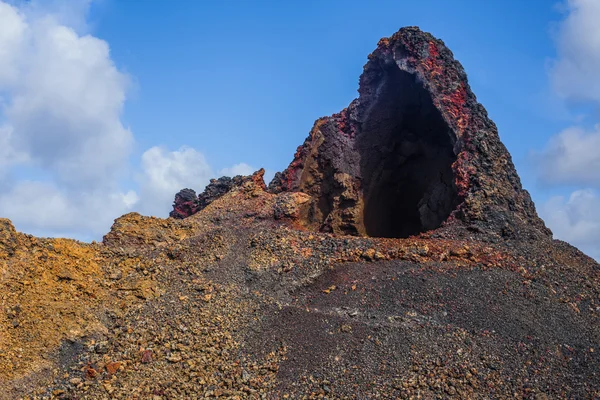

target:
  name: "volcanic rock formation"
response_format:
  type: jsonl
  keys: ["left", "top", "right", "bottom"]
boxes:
{"left": 270, "top": 28, "right": 549, "bottom": 239}
{"left": 1, "top": 27, "right": 599, "bottom": 399}
{"left": 171, "top": 171, "right": 268, "bottom": 219}
{"left": 176, "top": 28, "right": 549, "bottom": 241}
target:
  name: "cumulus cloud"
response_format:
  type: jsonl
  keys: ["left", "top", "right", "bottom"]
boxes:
{"left": 540, "top": 190, "right": 600, "bottom": 260}
{"left": 533, "top": 125, "right": 600, "bottom": 186}
{"left": 535, "top": 1, "right": 600, "bottom": 260}
{"left": 219, "top": 163, "right": 256, "bottom": 178}
{"left": 135, "top": 148, "right": 265, "bottom": 217}
{"left": 0, "top": 125, "right": 27, "bottom": 177}
{"left": 0, "top": 181, "right": 138, "bottom": 239}
{"left": 0, "top": 1, "right": 26, "bottom": 86}
{"left": 136, "top": 146, "right": 214, "bottom": 217}
{"left": 549, "top": 0, "right": 600, "bottom": 103}
{"left": 0, "top": 1, "right": 271, "bottom": 239}
{"left": 3, "top": 8, "right": 132, "bottom": 186}
{"left": 0, "top": 0, "right": 134, "bottom": 238}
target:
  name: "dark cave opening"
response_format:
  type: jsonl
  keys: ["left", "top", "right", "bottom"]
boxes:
{"left": 357, "top": 66, "right": 459, "bottom": 238}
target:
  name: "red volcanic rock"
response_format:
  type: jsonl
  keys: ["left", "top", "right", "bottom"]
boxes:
{"left": 169, "top": 188, "right": 200, "bottom": 219}
{"left": 270, "top": 27, "right": 549, "bottom": 240}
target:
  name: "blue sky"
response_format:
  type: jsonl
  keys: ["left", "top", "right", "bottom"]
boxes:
{"left": 93, "top": 0, "right": 561, "bottom": 179}
{"left": 0, "top": 0, "right": 599, "bottom": 260}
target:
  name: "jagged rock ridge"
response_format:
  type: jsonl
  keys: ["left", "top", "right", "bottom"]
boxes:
{"left": 170, "top": 171, "right": 266, "bottom": 219}
{"left": 177, "top": 27, "right": 549, "bottom": 241}
{"left": 270, "top": 27, "right": 549, "bottom": 239}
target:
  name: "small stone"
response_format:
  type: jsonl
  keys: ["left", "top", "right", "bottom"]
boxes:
{"left": 361, "top": 249, "right": 376, "bottom": 260}
{"left": 57, "top": 270, "right": 74, "bottom": 281}
{"left": 103, "top": 382, "right": 114, "bottom": 393}
{"left": 69, "top": 377, "right": 82, "bottom": 385}
{"left": 141, "top": 349, "right": 153, "bottom": 363}
{"left": 242, "top": 370, "right": 250, "bottom": 382}
{"left": 95, "top": 342, "right": 109, "bottom": 354}
{"left": 85, "top": 366, "right": 98, "bottom": 379}
{"left": 105, "top": 361, "right": 122, "bottom": 375}
{"left": 322, "top": 285, "right": 336, "bottom": 294}
{"left": 109, "top": 271, "right": 123, "bottom": 280}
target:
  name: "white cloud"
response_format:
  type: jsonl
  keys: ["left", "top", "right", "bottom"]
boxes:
{"left": 0, "top": 125, "right": 27, "bottom": 177}
{"left": 0, "top": 0, "right": 134, "bottom": 238}
{"left": 0, "top": 1, "right": 270, "bottom": 239}
{"left": 136, "top": 146, "right": 214, "bottom": 217}
{"left": 219, "top": 162, "right": 256, "bottom": 177}
{"left": 0, "top": 1, "right": 26, "bottom": 86}
{"left": 533, "top": 125, "right": 600, "bottom": 186}
{"left": 533, "top": 0, "right": 600, "bottom": 262}
{"left": 20, "top": 0, "right": 93, "bottom": 34}
{"left": 550, "top": 0, "right": 600, "bottom": 103}
{"left": 135, "top": 148, "right": 266, "bottom": 218}
{"left": 2, "top": 9, "right": 132, "bottom": 186}
{"left": 540, "top": 189, "right": 600, "bottom": 261}
{"left": 0, "top": 181, "right": 138, "bottom": 239}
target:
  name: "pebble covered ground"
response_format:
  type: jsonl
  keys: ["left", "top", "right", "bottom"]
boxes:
{"left": 1, "top": 178, "right": 599, "bottom": 399}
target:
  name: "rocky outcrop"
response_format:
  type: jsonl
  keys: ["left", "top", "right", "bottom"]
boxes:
{"left": 0, "top": 218, "right": 19, "bottom": 258}
{"left": 270, "top": 27, "right": 549, "bottom": 239}
{"left": 169, "top": 188, "right": 200, "bottom": 219}
{"left": 170, "top": 169, "right": 267, "bottom": 219}
{"left": 176, "top": 28, "right": 549, "bottom": 241}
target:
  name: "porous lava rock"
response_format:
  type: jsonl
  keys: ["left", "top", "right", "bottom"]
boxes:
{"left": 270, "top": 27, "right": 549, "bottom": 240}
{"left": 169, "top": 188, "right": 199, "bottom": 219}
{"left": 170, "top": 169, "right": 268, "bottom": 219}
{"left": 1, "top": 27, "right": 599, "bottom": 399}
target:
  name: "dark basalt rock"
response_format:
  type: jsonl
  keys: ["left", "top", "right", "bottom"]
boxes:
{"left": 197, "top": 176, "right": 237, "bottom": 210}
{"left": 270, "top": 27, "right": 550, "bottom": 240}
{"left": 170, "top": 169, "right": 268, "bottom": 219}
{"left": 177, "top": 27, "right": 549, "bottom": 242}
{"left": 169, "top": 188, "right": 199, "bottom": 219}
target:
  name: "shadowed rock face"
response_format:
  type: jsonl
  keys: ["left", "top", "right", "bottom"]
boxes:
{"left": 347, "top": 67, "right": 458, "bottom": 238}
{"left": 269, "top": 27, "right": 549, "bottom": 239}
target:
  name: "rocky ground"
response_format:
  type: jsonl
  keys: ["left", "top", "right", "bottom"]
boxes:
{"left": 1, "top": 178, "right": 599, "bottom": 399}
{"left": 1, "top": 27, "right": 599, "bottom": 399}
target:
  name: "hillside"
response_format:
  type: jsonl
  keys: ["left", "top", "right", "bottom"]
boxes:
{"left": 1, "top": 27, "right": 599, "bottom": 399}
